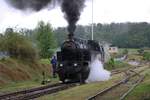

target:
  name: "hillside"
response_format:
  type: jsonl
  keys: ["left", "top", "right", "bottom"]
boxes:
{"left": 0, "top": 58, "right": 51, "bottom": 89}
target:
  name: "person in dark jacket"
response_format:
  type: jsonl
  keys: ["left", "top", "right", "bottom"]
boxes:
{"left": 51, "top": 56, "right": 57, "bottom": 78}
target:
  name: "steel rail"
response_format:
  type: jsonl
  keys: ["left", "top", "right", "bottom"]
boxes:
{"left": 87, "top": 69, "right": 145, "bottom": 100}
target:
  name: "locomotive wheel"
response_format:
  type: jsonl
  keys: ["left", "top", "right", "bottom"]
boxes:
{"left": 57, "top": 70, "right": 66, "bottom": 83}
{"left": 77, "top": 66, "right": 90, "bottom": 84}
{"left": 62, "top": 79, "right": 65, "bottom": 83}
{"left": 78, "top": 73, "right": 85, "bottom": 84}
{"left": 81, "top": 66, "right": 90, "bottom": 81}
{"left": 59, "top": 75, "right": 65, "bottom": 83}
{"left": 59, "top": 75, "right": 66, "bottom": 83}
{"left": 79, "top": 67, "right": 90, "bottom": 84}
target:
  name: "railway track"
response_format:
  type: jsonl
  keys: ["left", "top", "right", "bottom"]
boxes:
{"left": 0, "top": 83, "right": 78, "bottom": 100}
{"left": 111, "top": 65, "right": 140, "bottom": 76}
{"left": 88, "top": 67, "right": 146, "bottom": 100}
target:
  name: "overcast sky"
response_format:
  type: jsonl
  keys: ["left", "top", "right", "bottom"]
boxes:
{"left": 0, "top": 0, "right": 150, "bottom": 32}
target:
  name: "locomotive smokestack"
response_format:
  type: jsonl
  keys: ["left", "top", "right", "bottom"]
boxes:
{"left": 68, "top": 33, "right": 74, "bottom": 40}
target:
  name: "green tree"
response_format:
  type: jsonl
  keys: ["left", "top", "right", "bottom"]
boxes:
{"left": 3, "top": 29, "right": 38, "bottom": 61}
{"left": 35, "top": 21, "right": 57, "bottom": 58}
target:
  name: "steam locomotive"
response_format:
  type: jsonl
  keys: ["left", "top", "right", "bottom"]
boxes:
{"left": 56, "top": 37, "right": 104, "bottom": 83}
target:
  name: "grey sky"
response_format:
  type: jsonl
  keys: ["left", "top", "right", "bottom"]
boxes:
{"left": 0, "top": 0, "right": 150, "bottom": 32}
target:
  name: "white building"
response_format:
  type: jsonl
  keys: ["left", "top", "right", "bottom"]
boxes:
{"left": 108, "top": 46, "right": 118, "bottom": 54}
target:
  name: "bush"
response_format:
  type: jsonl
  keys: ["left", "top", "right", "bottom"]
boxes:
{"left": 123, "top": 49, "right": 128, "bottom": 55}
{"left": 137, "top": 48, "right": 144, "bottom": 55}
{"left": 2, "top": 32, "right": 38, "bottom": 62}
{"left": 143, "top": 52, "right": 150, "bottom": 61}
{"left": 104, "top": 58, "right": 129, "bottom": 70}
{"left": 104, "top": 58, "right": 115, "bottom": 70}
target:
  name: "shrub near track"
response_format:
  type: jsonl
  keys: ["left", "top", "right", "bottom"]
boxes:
{"left": 2, "top": 32, "right": 38, "bottom": 62}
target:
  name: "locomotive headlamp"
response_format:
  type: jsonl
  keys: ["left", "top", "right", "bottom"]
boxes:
{"left": 60, "top": 64, "right": 63, "bottom": 67}
{"left": 74, "top": 63, "right": 78, "bottom": 66}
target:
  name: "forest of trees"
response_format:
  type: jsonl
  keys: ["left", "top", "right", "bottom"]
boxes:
{"left": 0, "top": 21, "right": 57, "bottom": 59}
{"left": 54, "top": 22, "right": 150, "bottom": 48}
{"left": 1, "top": 22, "right": 149, "bottom": 60}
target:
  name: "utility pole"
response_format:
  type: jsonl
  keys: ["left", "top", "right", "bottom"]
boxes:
{"left": 92, "top": 0, "right": 94, "bottom": 40}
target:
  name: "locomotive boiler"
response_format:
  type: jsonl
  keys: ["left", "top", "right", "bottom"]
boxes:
{"left": 56, "top": 36, "right": 104, "bottom": 83}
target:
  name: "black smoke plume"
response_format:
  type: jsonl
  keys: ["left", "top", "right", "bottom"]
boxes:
{"left": 61, "top": 0, "right": 85, "bottom": 38}
{"left": 6, "top": 0, "right": 86, "bottom": 38}
{"left": 6, "top": 0, "right": 52, "bottom": 11}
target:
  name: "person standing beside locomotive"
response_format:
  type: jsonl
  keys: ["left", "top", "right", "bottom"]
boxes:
{"left": 50, "top": 56, "right": 57, "bottom": 78}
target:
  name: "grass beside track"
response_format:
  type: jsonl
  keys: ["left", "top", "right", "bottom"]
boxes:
{"left": 38, "top": 72, "right": 124, "bottom": 100}
{"left": 119, "top": 48, "right": 139, "bottom": 54}
{"left": 0, "top": 81, "right": 42, "bottom": 93}
{"left": 0, "top": 77, "right": 59, "bottom": 93}
{"left": 38, "top": 65, "right": 149, "bottom": 100}
{"left": 125, "top": 68, "right": 150, "bottom": 100}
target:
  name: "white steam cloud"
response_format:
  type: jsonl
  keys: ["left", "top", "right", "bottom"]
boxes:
{"left": 86, "top": 54, "right": 111, "bottom": 83}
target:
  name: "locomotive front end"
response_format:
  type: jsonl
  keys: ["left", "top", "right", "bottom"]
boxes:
{"left": 56, "top": 39, "right": 91, "bottom": 83}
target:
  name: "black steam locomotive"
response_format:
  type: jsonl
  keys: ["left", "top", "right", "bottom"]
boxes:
{"left": 56, "top": 37, "right": 104, "bottom": 83}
